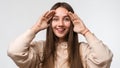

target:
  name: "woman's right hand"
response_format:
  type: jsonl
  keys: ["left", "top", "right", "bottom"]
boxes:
{"left": 31, "top": 10, "right": 55, "bottom": 34}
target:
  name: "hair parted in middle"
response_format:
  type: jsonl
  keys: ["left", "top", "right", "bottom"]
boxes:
{"left": 42, "top": 2, "right": 83, "bottom": 68}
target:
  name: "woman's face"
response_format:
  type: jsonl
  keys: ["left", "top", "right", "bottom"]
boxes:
{"left": 52, "top": 7, "right": 70, "bottom": 40}
{"left": 52, "top": 7, "right": 71, "bottom": 41}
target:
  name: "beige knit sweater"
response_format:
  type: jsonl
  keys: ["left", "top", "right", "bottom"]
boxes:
{"left": 7, "top": 29, "right": 113, "bottom": 68}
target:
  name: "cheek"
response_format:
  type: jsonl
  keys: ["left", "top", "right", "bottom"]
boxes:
{"left": 64, "top": 22, "right": 71, "bottom": 28}
{"left": 51, "top": 22, "right": 56, "bottom": 28}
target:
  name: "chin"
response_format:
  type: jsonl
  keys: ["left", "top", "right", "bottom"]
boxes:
{"left": 55, "top": 32, "right": 68, "bottom": 38}
{"left": 56, "top": 34, "right": 66, "bottom": 38}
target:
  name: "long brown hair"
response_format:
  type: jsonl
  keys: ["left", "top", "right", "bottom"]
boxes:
{"left": 42, "top": 2, "right": 83, "bottom": 68}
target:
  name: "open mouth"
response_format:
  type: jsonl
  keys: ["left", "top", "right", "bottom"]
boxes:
{"left": 56, "top": 28, "right": 65, "bottom": 33}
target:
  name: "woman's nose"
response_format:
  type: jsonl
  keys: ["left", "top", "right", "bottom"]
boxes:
{"left": 58, "top": 20, "right": 64, "bottom": 26}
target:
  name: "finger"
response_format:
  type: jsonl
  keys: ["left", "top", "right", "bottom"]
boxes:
{"left": 74, "top": 13, "right": 84, "bottom": 24}
{"left": 68, "top": 12, "right": 79, "bottom": 22}
{"left": 41, "top": 10, "right": 55, "bottom": 23}
{"left": 42, "top": 11, "right": 49, "bottom": 17}
{"left": 68, "top": 12, "right": 74, "bottom": 21}
{"left": 74, "top": 13, "right": 79, "bottom": 19}
{"left": 47, "top": 11, "right": 55, "bottom": 25}
{"left": 46, "top": 10, "right": 55, "bottom": 20}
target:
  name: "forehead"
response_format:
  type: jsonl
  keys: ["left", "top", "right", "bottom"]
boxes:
{"left": 55, "top": 7, "right": 68, "bottom": 16}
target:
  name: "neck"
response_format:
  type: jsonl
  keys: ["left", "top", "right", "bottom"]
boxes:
{"left": 58, "top": 38, "right": 66, "bottom": 43}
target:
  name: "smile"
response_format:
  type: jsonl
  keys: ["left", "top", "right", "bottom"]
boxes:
{"left": 56, "top": 28, "right": 65, "bottom": 33}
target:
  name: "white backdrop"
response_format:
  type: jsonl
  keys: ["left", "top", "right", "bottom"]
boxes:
{"left": 0, "top": 0, "right": 120, "bottom": 68}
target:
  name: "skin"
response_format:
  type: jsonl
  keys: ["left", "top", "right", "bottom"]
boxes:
{"left": 31, "top": 10, "right": 55, "bottom": 33}
{"left": 51, "top": 7, "right": 71, "bottom": 42}
{"left": 31, "top": 7, "right": 92, "bottom": 41}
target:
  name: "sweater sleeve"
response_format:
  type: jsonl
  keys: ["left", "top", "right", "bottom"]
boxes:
{"left": 80, "top": 33, "right": 113, "bottom": 68}
{"left": 7, "top": 29, "right": 42, "bottom": 68}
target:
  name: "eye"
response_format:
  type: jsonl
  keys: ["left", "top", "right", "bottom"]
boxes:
{"left": 64, "top": 17, "right": 70, "bottom": 22}
{"left": 52, "top": 17, "right": 58, "bottom": 21}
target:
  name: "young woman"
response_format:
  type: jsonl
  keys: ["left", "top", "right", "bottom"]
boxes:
{"left": 7, "top": 2, "right": 113, "bottom": 68}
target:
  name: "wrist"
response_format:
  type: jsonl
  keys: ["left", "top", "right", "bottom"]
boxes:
{"left": 31, "top": 26, "right": 41, "bottom": 34}
{"left": 81, "top": 29, "right": 90, "bottom": 36}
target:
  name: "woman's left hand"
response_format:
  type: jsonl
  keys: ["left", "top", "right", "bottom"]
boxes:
{"left": 68, "top": 12, "right": 89, "bottom": 35}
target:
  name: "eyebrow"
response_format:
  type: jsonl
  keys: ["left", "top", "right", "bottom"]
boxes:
{"left": 53, "top": 15, "right": 69, "bottom": 18}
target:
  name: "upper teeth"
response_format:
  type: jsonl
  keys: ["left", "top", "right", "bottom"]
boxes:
{"left": 57, "top": 28, "right": 64, "bottom": 31}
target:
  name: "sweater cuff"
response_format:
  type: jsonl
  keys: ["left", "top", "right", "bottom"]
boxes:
{"left": 85, "top": 32, "right": 101, "bottom": 46}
